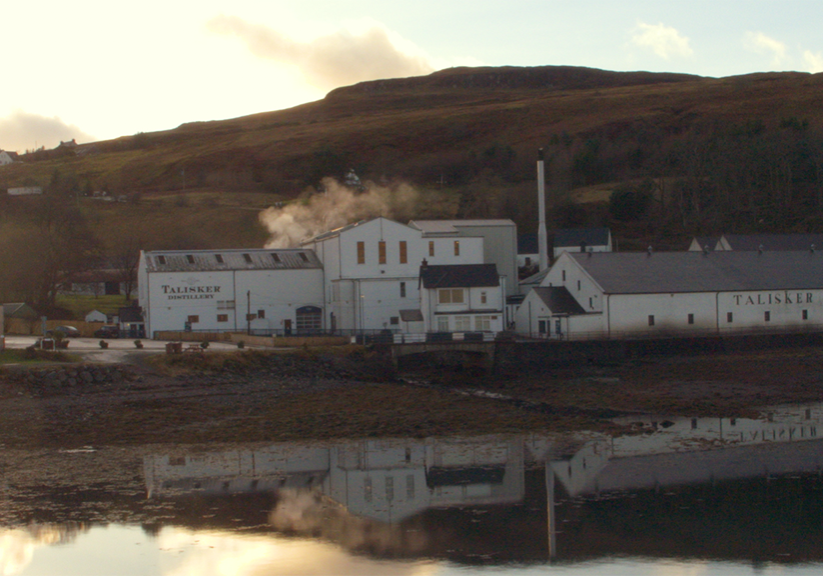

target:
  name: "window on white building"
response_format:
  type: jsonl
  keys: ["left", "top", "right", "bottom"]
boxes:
{"left": 258, "top": 309, "right": 265, "bottom": 319}
{"left": 455, "top": 316, "right": 471, "bottom": 331}
{"left": 803, "top": 309, "right": 809, "bottom": 320}
{"left": 437, "top": 317, "right": 449, "bottom": 332}
{"left": 400, "top": 282, "right": 406, "bottom": 298}
{"left": 727, "top": 312, "right": 733, "bottom": 323}
{"left": 357, "top": 242, "right": 365, "bottom": 264}
{"left": 648, "top": 315, "right": 655, "bottom": 326}
{"left": 765, "top": 311, "right": 771, "bottom": 322}
{"left": 454, "top": 241, "right": 460, "bottom": 256}
{"left": 399, "top": 241, "right": 408, "bottom": 264}
{"left": 475, "top": 316, "right": 492, "bottom": 331}
{"left": 378, "top": 241, "right": 387, "bottom": 264}
{"left": 187, "top": 315, "right": 199, "bottom": 323}
{"left": 217, "top": 314, "right": 228, "bottom": 322}
{"left": 688, "top": 313, "right": 694, "bottom": 324}
{"left": 438, "top": 289, "right": 465, "bottom": 304}
{"left": 481, "top": 292, "right": 487, "bottom": 304}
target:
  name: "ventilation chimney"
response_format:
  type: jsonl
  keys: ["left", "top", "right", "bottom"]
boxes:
{"left": 537, "top": 149, "right": 549, "bottom": 271}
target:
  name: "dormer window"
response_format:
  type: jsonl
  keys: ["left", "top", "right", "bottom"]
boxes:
{"left": 157, "top": 255, "right": 166, "bottom": 265}
{"left": 215, "top": 254, "right": 224, "bottom": 264}
{"left": 298, "top": 252, "right": 309, "bottom": 262}
{"left": 271, "top": 253, "right": 281, "bottom": 263}
{"left": 186, "top": 255, "right": 195, "bottom": 264}
{"left": 243, "top": 253, "right": 253, "bottom": 264}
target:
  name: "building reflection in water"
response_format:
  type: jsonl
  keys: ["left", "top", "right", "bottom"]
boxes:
{"left": 141, "top": 403, "right": 823, "bottom": 562}
{"left": 3, "top": 404, "right": 821, "bottom": 574}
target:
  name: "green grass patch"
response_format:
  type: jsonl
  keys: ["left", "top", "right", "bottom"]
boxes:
{"left": 56, "top": 294, "right": 132, "bottom": 319}
{"left": 0, "top": 349, "right": 77, "bottom": 365}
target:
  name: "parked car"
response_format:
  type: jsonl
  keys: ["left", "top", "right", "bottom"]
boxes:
{"left": 94, "top": 325, "right": 120, "bottom": 339}
{"left": 47, "top": 325, "right": 81, "bottom": 338}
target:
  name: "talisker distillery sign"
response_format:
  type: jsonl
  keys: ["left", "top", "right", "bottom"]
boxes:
{"left": 161, "top": 285, "right": 222, "bottom": 300}
{"left": 732, "top": 292, "right": 814, "bottom": 305}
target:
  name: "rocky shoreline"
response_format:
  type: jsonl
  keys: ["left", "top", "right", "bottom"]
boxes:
{"left": 0, "top": 346, "right": 821, "bottom": 449}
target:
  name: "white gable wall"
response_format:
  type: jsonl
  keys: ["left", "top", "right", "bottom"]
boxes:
{"left": 542, "top": 252, "right": 604, "bottom": 313}
{"left": 307, "top": 218, "right": 485, "bottom": 331}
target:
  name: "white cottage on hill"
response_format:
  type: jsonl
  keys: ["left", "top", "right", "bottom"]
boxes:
{"left": 138, "top": 248, "right": 324, "bottom": 336}
{"left": 515, "top": 249, "right": 823, "bottom": 340}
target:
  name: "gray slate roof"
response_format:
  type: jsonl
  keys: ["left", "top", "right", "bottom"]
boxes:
{"left": 569, "top": 250, "right": 823, "bottom": 294}
{"left": 554, "top": 228, "right": 610, "bottom": 248}
{"left": 144, "top": 249, "right": 322, "bottom": 273}
{"left": 420, "top": 264, "right": 499, "bottom": 289}
{"left": 532, "top": 287, "right": 587, "bottom": 314}
{"left": 719, "top": 234, "right": 823, "bottom": 251}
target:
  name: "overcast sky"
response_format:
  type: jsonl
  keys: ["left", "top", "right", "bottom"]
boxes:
{"left": 2, "top": 0, "right": 822, "bottom": 151}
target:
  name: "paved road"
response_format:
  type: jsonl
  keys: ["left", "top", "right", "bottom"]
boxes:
{"left": 2, "top": 335, "right": 244, "bottom": 364}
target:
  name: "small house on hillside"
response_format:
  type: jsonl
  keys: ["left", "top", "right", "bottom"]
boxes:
{"left": 3, "top": 303, "right": 38, "bottom": 320}
{"left": 0, "top": 150, "right": 19, "bottom": 166}
{"left": 553, "top": 228, "right": 612, "bottom": 258}
{"left": 64, "top": 269, "right": 128, "bottom": 296}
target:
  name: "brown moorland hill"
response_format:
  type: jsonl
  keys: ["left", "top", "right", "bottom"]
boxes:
{"left": 3, "top": 65, "right": 823, "bottom": 199}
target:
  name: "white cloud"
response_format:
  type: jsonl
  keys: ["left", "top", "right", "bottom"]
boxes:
{"left": 631, "top": 22, "right": 693, "bottom": 60}
{"left": 207, "top": 15, "right": 436, "bottom": 91}
{"left": 804, "top": 50, "right": 823, "bottom": 73}
{"left": 744, "top": 31, "right": 788, "bottom": 66}
{"left": 0, "top": 110, "right": 94, "bottom": 153}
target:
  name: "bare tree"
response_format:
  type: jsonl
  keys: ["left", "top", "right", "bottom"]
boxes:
{"left": 110, "top": 237, "right": 142, "bottom": 301}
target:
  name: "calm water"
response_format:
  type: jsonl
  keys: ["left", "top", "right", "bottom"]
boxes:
{"left": 2, "top": 405, "right": 823, "bottom": 575}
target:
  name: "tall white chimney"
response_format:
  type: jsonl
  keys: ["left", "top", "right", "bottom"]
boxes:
{"left": 537, "top": 148, "right": 549, "bottom": 271}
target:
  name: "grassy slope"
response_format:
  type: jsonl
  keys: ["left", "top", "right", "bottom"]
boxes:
{"left": 1, "top": 68, "right": 823, "bottom": 261}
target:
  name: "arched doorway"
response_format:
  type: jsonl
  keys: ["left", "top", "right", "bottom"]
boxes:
{"left": 296, "top": 306, "right": 323, "bottom": 334}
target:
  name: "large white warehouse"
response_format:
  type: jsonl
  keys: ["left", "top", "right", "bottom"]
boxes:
{"left": 138, "top": 248, "right": 324, "bottom": 336}
{"left": 515, "top": 249, "right": 823, "bottom": 340}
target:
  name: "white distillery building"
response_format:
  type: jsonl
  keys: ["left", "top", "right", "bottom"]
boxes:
{"left": 138, "top": 248, "right": 324, "bottom": 336}
{"left": 409, "top": 219, "right": 519, "bottom": 295}
{"left": 419, "top": 263, "right": 505, "bottom": 335}
{"left": 301, "top": 217, "right": 486, "bottom": 333}
{"left": 515, "top": 249, "right": 823, "bottom": 340}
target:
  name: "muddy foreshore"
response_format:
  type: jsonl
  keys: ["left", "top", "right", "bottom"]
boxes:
{"left": 0, "top": 346, "right": 822, "bottom": 449}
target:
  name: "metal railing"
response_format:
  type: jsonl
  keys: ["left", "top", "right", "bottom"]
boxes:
{"left": 517, "top": 323, "right": 823, "bottom": 342}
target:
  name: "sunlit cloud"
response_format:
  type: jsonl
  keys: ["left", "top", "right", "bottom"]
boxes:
{"left": 744, "top": 31, "right": 788, "bottom": 66}
{"left": 207, "top": 15, "right": 436, "bottom": 91}
{"left": 631, "top": 22, "right": 693, "bottom": 60}
{"left": 804, "top": 50, "right": 823, "bottom": 73}
{"left": 0, "top": 110, "right": 94, "bottom": 152}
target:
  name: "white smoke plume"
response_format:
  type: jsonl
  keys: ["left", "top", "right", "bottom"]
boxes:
{"left": 0, "top": 110, "right": 94, "bottom": 152}
{"left": 207, "top": 15, "right": 435, "bottom": 90}
{"left": 269, "top": 488, "right": 428, "bottom": 554}
{"left": 259, "top": 178, "right": 420, "bottom": 248}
